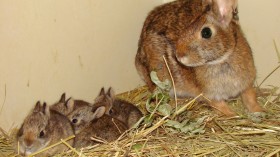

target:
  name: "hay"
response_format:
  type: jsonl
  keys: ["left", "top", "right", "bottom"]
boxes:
{"left": 1, "top": 85, "right": 280, "bottom": 157}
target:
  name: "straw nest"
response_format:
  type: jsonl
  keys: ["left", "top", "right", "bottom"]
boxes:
{"left": 0, "top": 84, "right": 280, "bottom": 157}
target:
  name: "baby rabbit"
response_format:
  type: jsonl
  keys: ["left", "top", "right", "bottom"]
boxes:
{"left": 67, "top": 105, "right": 127, "bottom": 148}
{"left": 93, "top": 87, "right": 143, "bottom": 128}
{"left": 50, "top": 93, "right": 91, "bottom": 115}
{"left": 17, "top": 102, "right": 74, "bottom": 156}
{"left": 135, "top": 0, "right": 263, "bottom": 116}
{"left": 67, "top": 105, "right": 105, "bottom": 134}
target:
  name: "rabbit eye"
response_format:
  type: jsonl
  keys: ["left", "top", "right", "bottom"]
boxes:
{"left": 39, "top": 131, "right": 45, "bottom": 138}
{"left": 201, "top": 27, "right": 212, "bottom": 39}
{"left": 109, "top": 110, "right": 113, "bottom": 115}
{"left": 72, "top": 119, "right": 78, "bottom": 124}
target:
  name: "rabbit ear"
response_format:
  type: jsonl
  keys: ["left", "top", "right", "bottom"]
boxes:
{"left": 94, "top": 87, "right": 106, "bottom": 103}
{"left": 59, "top": 93, "right": 66, "bottom": 103}
{"left": 93, "top": 96, "right": 113, "bottom": 114}
{"left": 99, "top": 87, "right": 106, "bottom": 96}
{"left": 105, "top": 95, "right": 114, "bottom": 114}
{"left": 42, "top": 102, "right": 50, "bottom": 117}
{"left": 34, "top": 101, "right": 41, "bottom": 112}
{"left": 205, "top": 0, "right": 238, "bottom": 27}
{"left": 65, "top": 98, "right": 75, "bottom": 112}
{"left": 106, "top": 87, "right": 115, "bottom": 101}
{"left": 92, "top": 106, "right": 106, "bottom": 119}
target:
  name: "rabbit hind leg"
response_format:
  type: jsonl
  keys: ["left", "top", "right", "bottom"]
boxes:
{"left": 209, "top": 100, "right": 236, "bottom": 116}
{"left": 241, "top": 86, "right": 264, "bottom": 113}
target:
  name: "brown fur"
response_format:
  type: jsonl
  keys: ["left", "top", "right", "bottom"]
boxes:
{"left": 111, "top": 99, "right": 143, "bottom": 128}
{"left": 135, "top": 0, "right": 263, "bottom": 116}
{"left": 67, "top": 103, "right": 127, "bottom": 148}
{"left": 17, "top": 102, "right": 74, "bottom": 156}
{"left": 74, "top": 115, "right": 127, "bottom": 148}
{"left": 93, "top": 87, "right": 143, "bottom": 128}
{"left": 50, "top": 93, "right": 91, "bottom": 116}
{"left": 67, "top": 105, "right": 101, "bottom": 134}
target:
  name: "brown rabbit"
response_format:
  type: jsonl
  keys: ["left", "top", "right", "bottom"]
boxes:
{"left": 67, "top": 105, "right": 106, "bottom": 134}
{"left": 74, "top": 115, "right": 127, "bottom": 148}
{"left": 93, "top": 87, "right": 143, "bottom": 128}
{"left": 135, "top": 0, "right": 263, "bottom": 116}
{"left": 50, "top": 93, "right": 91, "bottom": 115}
{"left": 67, "top": 105, "right": 127, "bottom": 148}
{"left": 17, "top": 102, "right": 74, "bottom": 156}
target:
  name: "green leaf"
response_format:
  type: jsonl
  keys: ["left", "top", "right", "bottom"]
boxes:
{"left": 143, "top": 115, "right": 154, "bottom": 126}
{"left": 196, "top": 116, "right": 208, "bottom": 125}
{"left": 248, "top": 112, "right": 267, "bottom": 123}
{"left": 131, "top": 116, "right": 145, "bottom": 129}
{"left": 166, "top": 116, "right": 207, "bottom": 135}
{"left": 189, "top": 127, "right": 206, "bottom": 135}
{"left": 181, "top": 119, "right": 190, "bottom": 126}
{"left": 145, "top": 97, "right": 155, "bottom": 113}
{"left": 132, "top": 143, "right": 144, "bottom": 151}
{"left": 181, "top": 121, "right": 206, "bottom": 134}
{"left": 180, "top": 125, "right": 192, "bottom": 133}
{"left": 150, "top": 71, "right": 171, "bottom": 91}
{"left": 166, "top": 120, "right": 184, "bottom": 129}
{"left": 158, "top": 103, "right": 172, "bottom": 116}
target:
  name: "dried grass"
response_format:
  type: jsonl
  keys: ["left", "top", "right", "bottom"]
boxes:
{"left": 1, "top": 85, "right": 280, "bottom": 157}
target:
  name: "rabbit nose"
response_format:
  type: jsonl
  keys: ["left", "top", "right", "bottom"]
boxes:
{"left": 176, "top": 51, "right": 188, "bottom": 59}
{"left": 175, "top": 49, "right": 189, "bottom": 64}
{"left": 176, "top": 47, "right": 188, "bottom": 58}
{"left": 24, "top": 138, "right": 34, "bottom": 148}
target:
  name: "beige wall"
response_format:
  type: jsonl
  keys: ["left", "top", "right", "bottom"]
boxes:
{"left": 0, "top": 0, "right": 279, "bottom": 132}
{"left": 0, "top": 0, "right": 162, "bottom": 131}
{"left": 239, "top": 0, "right": 280, "bottom": 87}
